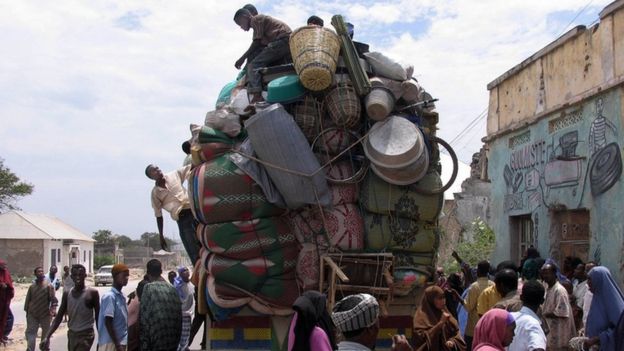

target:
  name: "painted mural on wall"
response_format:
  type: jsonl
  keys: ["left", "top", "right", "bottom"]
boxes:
{"left": 503, "top": 97, "right": 621, "bottom": 209}
{"left": 588, "top": 98, "right": 621, "bottom": 196}
{"left": 501, "top": 95, "right": 622, "bottom": 261}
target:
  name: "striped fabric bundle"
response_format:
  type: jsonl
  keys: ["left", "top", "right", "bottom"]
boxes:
{"left": 196, "top": 217, "right": 296, "bottom": 260}
{"left": 188, "top": 154, "right": 285, "bottom": 225}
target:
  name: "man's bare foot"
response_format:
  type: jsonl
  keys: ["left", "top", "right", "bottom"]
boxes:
{"left": 249, "top": 93, "right": 264, "bottom": 104}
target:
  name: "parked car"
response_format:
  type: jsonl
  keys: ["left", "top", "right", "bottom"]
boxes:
{"left": 94, "top": 265, "right": 113, "bottom": 286}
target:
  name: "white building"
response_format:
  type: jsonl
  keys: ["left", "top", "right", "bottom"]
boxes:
{"left": 0, "top": 211, "right": 95, "bottom": 277}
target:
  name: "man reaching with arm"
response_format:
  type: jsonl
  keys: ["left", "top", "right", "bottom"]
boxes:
{"left": 145, "top": 164, "right": 200, "bottom": 265}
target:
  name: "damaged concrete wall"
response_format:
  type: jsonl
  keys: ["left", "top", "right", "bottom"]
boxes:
{"left": 486, "top": 1, "right": 624, "bottom": 284}
{"left": 488, "top": 88, "right": 624, "bottom": 283}
{"left": 439, "top": 148, "right": 492, "bottom": 263}
{"left": 0, "top": 239, "right": 44, "bottom": 277}
{"left": 487, "top": 1, "right": 624, "bottom": 138}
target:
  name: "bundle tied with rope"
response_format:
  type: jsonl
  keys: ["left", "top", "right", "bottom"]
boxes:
{"left": 184, "top": 12, "right": 461, "bottom": 320}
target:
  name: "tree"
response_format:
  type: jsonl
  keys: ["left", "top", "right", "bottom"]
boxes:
{"left": 117, "top": 235, "right": 133, "bottom": 248}
{"left": 92, "top": 229, "right": 114, "bottom": 244}
{"left": 443, "top": 217, "right": 496, "bottom": 273}
{"left": 94, "top": 255, "right": 115, "bottom": 269}
{"left": 0, "top": 158, "right": 34, "bottom": 212}
{"left": 140, "top": 232, "right": 177, "bottom": 251}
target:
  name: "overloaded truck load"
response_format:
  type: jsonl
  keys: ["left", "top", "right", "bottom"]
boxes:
{"left": 186, "top": 14, "right": 458, "bottom": 350}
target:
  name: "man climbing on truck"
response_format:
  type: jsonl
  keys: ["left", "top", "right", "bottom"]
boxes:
{"left": 233, "top": 8, "right": 292, "bottom": 104}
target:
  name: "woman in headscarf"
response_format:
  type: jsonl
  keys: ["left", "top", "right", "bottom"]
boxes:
{"left": 287, "top": 291, "right": 337, "bottom": 351}
{"left": 472, "top": 309, "right": 515, "bottom": 351}
{"left": 520, "top": 247, "right": 540, "bottom": 279}
{"left": 583, "top": 266, "right": 624, "bottom": 351}
{"left": 413, "top": 285, "right": 466, "bottom": 351}
{"left": 0, "top": 260, "right": 14, "bottom": 344}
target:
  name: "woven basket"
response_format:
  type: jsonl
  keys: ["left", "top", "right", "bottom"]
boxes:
{"left": 292, "top": 95, "right": 322, "bottom": 142}
{"left": 290, "top": 26, "right": 341, "bottom": 91}
{"left": 324, "top": 85, "right": 361, "bottom": 129}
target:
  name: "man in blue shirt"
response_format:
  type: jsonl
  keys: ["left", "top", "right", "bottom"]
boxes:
{"left": 98, "top": 264, "right": 129, "bottom": 351}
{"left": 43, "top": 266, "right": 60, "bottom": 291}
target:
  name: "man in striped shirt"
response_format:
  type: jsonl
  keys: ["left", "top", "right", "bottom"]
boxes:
{"left": 24, "top": 267, "right": 57, "bottom": 351}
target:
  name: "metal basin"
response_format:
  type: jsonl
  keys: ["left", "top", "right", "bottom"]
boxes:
{"left": 370, "top": 152, "right": 429, "bottom": 185}
{"left": 364, "top": 116, "right": 426, "bottom": 169}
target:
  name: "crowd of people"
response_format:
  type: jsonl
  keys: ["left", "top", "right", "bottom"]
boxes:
{"left": 285, "top": 249, "right": 624, "bottom": 351}
{"left": 4, "top": 251, "right": 623, "bottom": 351}
{"left": 0, "top": 259, "right": 203, "bottom": 351}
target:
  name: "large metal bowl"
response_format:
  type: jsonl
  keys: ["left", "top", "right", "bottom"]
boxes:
{"left": 369, "top": 151, "right": 429, "bottom": 185}
{"left": 363, "top": 116, "right": 426, "bottom": 169}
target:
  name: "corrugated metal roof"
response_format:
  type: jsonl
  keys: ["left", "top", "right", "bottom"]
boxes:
{"left": 0, "top": 211, "right": 95, "bottom": 242}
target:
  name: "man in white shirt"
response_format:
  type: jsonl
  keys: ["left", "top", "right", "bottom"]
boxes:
{"left": 582, "top": 262, "right": 596, "bottom": 329}
{"left": 508, "top": 280, "right": 547, "bottom": 351}
{"left": 572, "top": 263, "right": 588, "bottom": 308}
{"left": 145, "top": 164, "right": 200, "bottom": 264}
{"left": 44, "top": 266, "right": 60, "bottom": 291}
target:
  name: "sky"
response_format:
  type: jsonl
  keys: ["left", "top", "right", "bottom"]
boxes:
{"left": 0, "top": 0, "right": 612, "bottom": 240}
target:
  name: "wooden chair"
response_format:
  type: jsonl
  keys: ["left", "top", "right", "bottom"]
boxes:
{"left": 319, "top": 252, "right": 394, "bottom": 316}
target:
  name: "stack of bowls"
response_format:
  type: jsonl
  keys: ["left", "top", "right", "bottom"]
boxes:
{"left": 363, "top": 116, "right": 429, "bottom": 185}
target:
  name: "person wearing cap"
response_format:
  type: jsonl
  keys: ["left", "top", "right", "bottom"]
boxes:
{"left": 97, "top": 263, "right": 130, "bottom": 351}
{"left": 174, "top": 266, "right": 194, "bottom": 351}
{"left": 331, "top": 293, "right": 412, "bottom": 351}
{"left": 40, "top": 264, "right": 100, "bottom": 351}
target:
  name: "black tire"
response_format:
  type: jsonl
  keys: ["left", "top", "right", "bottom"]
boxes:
{"left": 413, "top": 136, "right": 458, "bottom": 195}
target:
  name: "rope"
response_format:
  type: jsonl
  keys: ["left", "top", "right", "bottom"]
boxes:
{"left": 232, "top": 118, "right": 389, "bottom": 179}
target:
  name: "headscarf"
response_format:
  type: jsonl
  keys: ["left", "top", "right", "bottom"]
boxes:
{"left": 586, "top": 266, "right": 624, "bottom": 351}
{"left": 472, "top": 309, "right": 514, "bottom": 351}
{"left": 291, "top": 291, "right": 337, "bottom": 351}
{"left": 0, "top": 259, "right": 14, "bottom": 340}
{"left": 331, "top": 293, "right": 379, "bottom": 333}
{"left": 522, "top": 258, "right": 539, "bottom": 280}
{"left": 615, "top": 310, "right": 624, "bottom": 351}
{"left": 174, "top": 266, "right": 188, "bottom": 299}
{"left": 413, "top": 286, "right": 460, "bottom": 350}
{"left": 0, "top": 260, "right": 13, "bottom": 291}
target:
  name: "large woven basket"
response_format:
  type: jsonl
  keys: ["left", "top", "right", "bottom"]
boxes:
{"left": 324, "top": 84, "right": 361, "bottom": 129}
{"left": 290, "top": 26, "right": 341, "bottom": 91}
{"left": 292, "top": 95, "right": 322, "bottom": 142}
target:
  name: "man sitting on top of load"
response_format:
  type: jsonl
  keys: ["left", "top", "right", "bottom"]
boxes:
{"left": 233, "top": 8, "right": 292, "bottom": 104}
